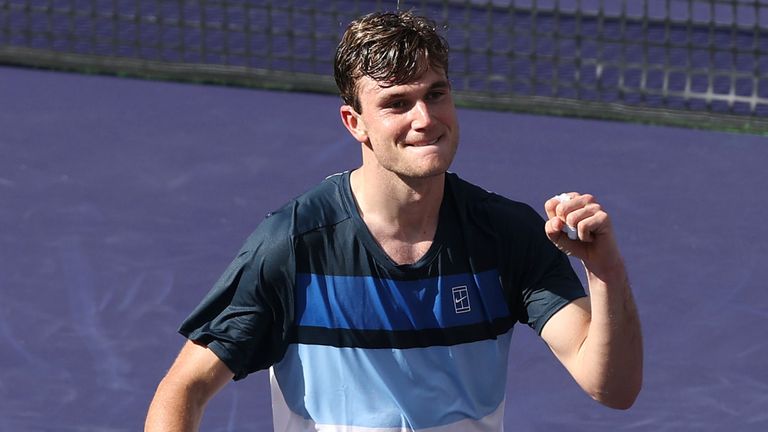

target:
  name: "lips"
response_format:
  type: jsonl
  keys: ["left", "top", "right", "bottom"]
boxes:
{"left": 406, "top": 135, "right": 441, "bottom": 146}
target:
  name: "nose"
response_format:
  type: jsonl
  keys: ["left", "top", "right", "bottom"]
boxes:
{"left": 410, "top": 100, "right": 434, "bottom": 130}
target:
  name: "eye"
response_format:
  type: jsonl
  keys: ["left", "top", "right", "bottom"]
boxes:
{"left": 426, "top": 90, "right": 446, "bottom": 101}
{"left": 385, "top": 99, "right": 410, "bottom": 111}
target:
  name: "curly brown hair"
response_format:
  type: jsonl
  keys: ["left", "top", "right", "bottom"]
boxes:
{"left": 334, "top": 11, "right": 450, "bottom": 112}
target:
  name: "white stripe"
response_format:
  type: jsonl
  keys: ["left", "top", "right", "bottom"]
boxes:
{"left": 271, "top": 368, "right": 505, "bottom": 432}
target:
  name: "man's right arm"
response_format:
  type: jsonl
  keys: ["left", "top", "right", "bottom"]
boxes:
{"left": 145, "top": 340, "right": 234, "bottom": 431}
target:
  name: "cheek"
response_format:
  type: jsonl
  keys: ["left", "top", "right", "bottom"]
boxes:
{"left": 437, "top": 106, "right": 458, "bottom": 128}
{"left": 371, "top": 117, "right": 409, "bottom": 141}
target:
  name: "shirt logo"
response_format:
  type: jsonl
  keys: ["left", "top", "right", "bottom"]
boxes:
{"left": 452, "top": 285, "right": 471, "bottom": 314}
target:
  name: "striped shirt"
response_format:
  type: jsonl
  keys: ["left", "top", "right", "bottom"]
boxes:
{"left": 180, "top": 171, "right": 585, "bottom": 431}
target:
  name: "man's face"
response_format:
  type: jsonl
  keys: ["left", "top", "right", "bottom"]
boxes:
{"left": 344, "top": 67, "right": 459, "bottom": 180}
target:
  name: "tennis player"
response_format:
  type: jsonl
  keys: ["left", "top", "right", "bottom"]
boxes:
{"left": 146, "top": 11, "right": 642, "bottom": 432}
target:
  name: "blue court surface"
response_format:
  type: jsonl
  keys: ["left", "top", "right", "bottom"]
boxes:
{"left": 1, "top": 65, "right": 767, "bottom": 431}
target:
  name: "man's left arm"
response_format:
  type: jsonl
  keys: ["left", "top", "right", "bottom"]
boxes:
{"left": 540, "top": 193, "right": 643, "bottom": 409}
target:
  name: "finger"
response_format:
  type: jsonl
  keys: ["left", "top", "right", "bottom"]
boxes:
{"left": 546, "top": 192, "right": 580, "bottom": 219}
{"left": 560, "top": 194, "right": 596, "bottom": 217}
{"left": 544, "top": 196, "right": 561, "bottom": 219}
{"left": 564, "top": 202, "right": 602, "bottom": 230}
{"left": 551, "top": 193, "right": 587, "bottom": 241}
{"left": 564, "top": 204, "right": 607, "bottom": 242}
{"left": 544, "top": 217, "right": 564, "bottom": 241}
{"left": 577, "top": 210, "right": 611, "bottom": 243}
{"left": 545, "top": 217, "right": 585, "bottom": 257}
{"left": 554, "top": 193, "right": 590, "bottom": 219}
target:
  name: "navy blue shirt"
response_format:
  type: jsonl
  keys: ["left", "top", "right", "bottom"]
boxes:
{"left": 179, "top": 171, "right": 585, "bottom": 430}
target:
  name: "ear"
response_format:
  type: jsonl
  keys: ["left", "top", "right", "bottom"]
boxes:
{"left": 340, "top": 104, "right": 368, "bottom": 143}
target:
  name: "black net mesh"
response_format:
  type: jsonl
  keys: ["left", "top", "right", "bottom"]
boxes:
{"left": 2, "top": 0, "right": 767, "bottom": 132}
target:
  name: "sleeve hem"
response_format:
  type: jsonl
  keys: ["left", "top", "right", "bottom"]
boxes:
{"left": 181, "top": 332, "right": 248, "bottom": 381}
{"left": 534, "top": 292, "right": 588, "bottom": 336}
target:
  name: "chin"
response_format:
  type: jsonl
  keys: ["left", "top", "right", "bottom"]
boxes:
{"left": 400, "top": 160, "right": 453, "bottom": 179}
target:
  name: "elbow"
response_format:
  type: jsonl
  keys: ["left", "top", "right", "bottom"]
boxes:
{"left": 591, "top": 377, "right": 643, "bottom": 410}
{"left": 596, "top": 392, "right": 639, "bottom": 410}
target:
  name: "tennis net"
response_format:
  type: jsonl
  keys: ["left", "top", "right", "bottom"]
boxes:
{"left": 2, "top": 0, "right": 766, "bottom": 132}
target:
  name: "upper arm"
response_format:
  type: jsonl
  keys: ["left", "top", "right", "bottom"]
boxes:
{"left": 540, "top": 297, "right": 591, "bottom": 374}
{"left": 146, "top": 340, "right": 235, "bottom": 430}
{"left": 162, "top": 340, "right": 235, "bottom": 402}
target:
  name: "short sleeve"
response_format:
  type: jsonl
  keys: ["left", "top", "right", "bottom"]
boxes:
{"left": 179, "top": 214, "right": 295, "bottom": 380}
{"left": 446, "top": 176, "right": 586, "bottom": 336}
{"left": 513, "top": 207, "right": 586, "bottom": 334}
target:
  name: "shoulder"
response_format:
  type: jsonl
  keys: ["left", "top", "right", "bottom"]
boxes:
{"left": 446, "top": 172, "right": 544, "bottom": 233}
{"left": 239, "top": 172, "right": 352, "bottom": 255}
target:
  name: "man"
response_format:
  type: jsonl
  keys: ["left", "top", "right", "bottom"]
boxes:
{"left": 145, "top": 11, "right": 642, "bottom": 432}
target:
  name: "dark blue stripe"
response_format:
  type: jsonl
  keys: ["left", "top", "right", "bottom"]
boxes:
{"left": 295, "top": 270, "right": 510, "bottom": 331}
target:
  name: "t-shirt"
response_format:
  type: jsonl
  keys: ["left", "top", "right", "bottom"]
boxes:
{"left": 180, "top": 171, "right": 586, "bottom": 431}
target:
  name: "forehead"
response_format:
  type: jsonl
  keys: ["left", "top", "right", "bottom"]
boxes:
{"left": 356, "top": 67, "right": 448, "bottom": 100}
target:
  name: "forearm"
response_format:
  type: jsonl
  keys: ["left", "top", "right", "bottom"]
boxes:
{"left": 577, "top": 264, "right": 643, "bottom": 409}
{"left": 543, "top": 193, "right": 643, "bottom": 408}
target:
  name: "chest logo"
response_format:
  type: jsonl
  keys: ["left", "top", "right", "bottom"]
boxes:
{"left": 452, "top": 285, "right": 471, "bottom": 314}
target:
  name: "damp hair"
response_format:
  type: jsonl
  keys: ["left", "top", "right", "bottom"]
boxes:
{"left": 334, "top": 11, "right": 450, "bottom": 112}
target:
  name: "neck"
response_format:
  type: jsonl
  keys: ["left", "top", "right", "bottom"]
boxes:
{"left": 350, "top": 165, "right": 445, "bottom": 233}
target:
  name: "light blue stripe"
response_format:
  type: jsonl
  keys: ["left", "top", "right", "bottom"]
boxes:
{"left": 295, "top": 270, "right": 509, "bottom": 330}
{"left": 272, "top": 333, "right": 512, "bottom": 429}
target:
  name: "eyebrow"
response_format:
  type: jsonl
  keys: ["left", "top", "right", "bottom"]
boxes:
{"left": 377, "top": 79, "right": 451, "bottom": 102}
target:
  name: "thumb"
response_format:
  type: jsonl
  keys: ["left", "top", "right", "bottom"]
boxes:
{"left": 544, "top": 216, "right": 564, "bottom": 242}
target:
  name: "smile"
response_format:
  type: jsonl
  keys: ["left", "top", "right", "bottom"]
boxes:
{"left": 406, "top": 136, "right": 441, "bottom": 147}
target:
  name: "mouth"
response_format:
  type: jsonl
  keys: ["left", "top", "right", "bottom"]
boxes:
{"left": 406, "top": 135, "right": 441, "bottom": 147}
